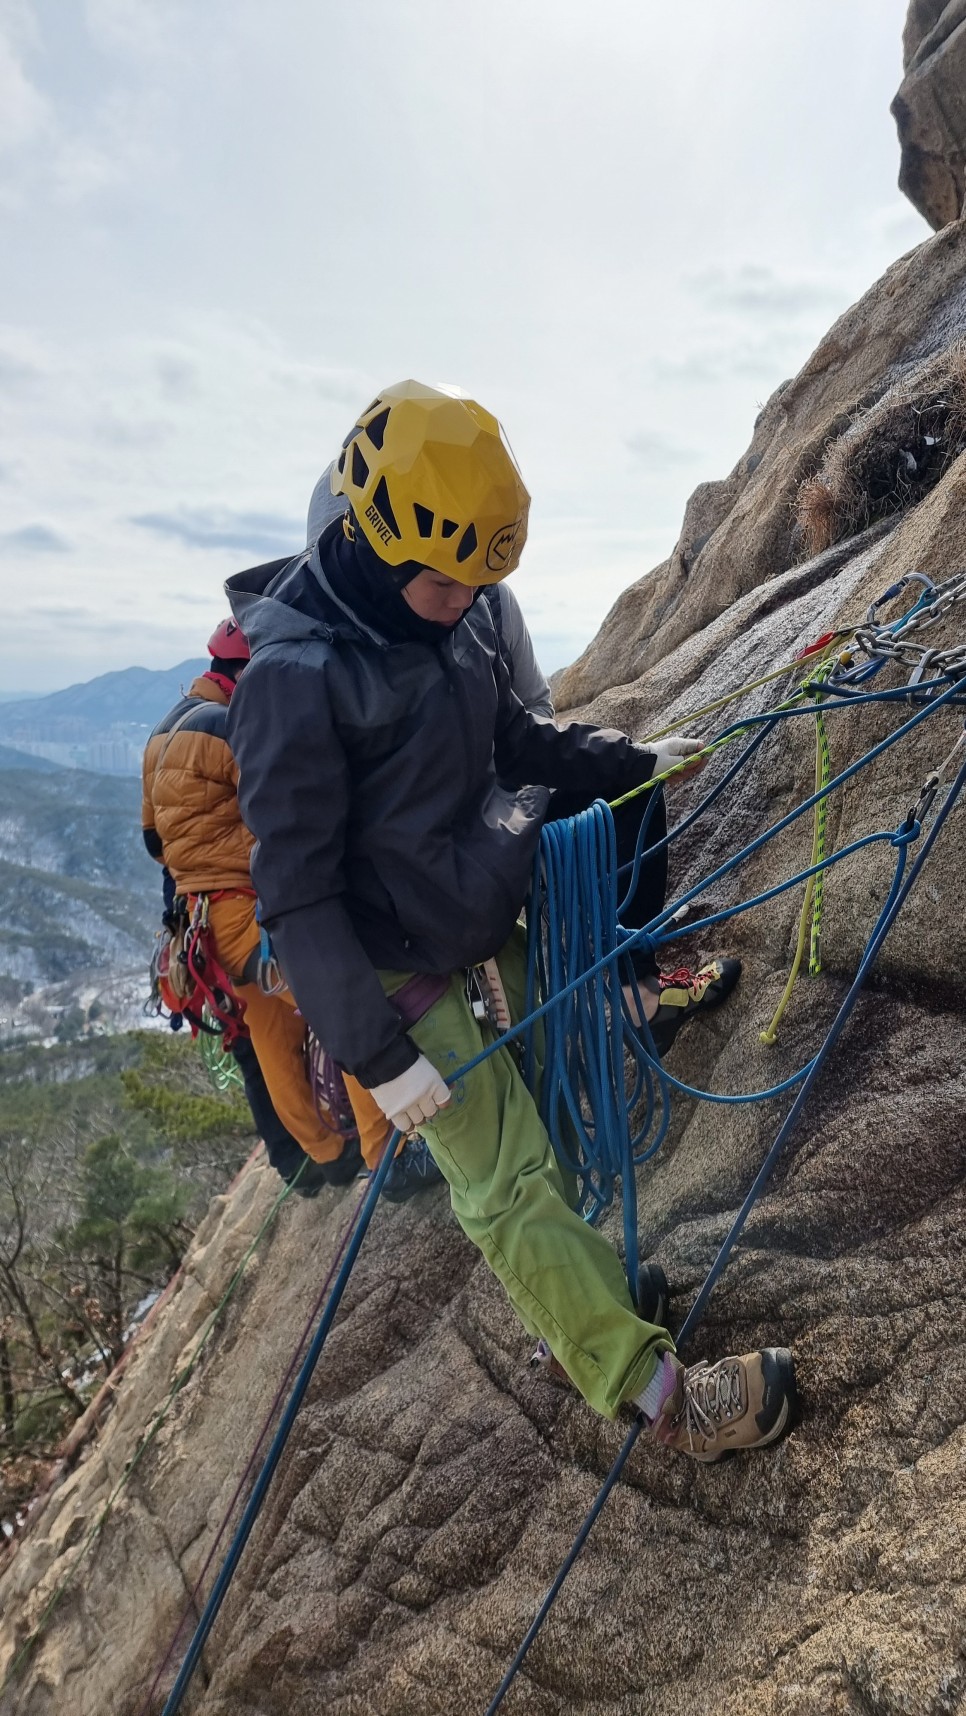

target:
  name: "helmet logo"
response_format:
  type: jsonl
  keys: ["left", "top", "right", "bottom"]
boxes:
{"left": 486, "top": 520, "right": 522, "bottom": 572}
{"left": 364, "top": 501, "right": 394, "bottom": 547}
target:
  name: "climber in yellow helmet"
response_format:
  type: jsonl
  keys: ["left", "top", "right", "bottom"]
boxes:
{"left": 226, "top": 380, "right": 797, "bottom": 1459}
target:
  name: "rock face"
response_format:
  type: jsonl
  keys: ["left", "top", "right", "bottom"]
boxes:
{"left": 5, "top": 215, "right": 966, "bottom": 1716}
{"left": 893, "top": 0, "right": 966, "bottom": 229}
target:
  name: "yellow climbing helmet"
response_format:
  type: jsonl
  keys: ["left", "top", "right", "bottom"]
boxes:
{"left": 330, "top": 379, "right": 530, "bottom": 586}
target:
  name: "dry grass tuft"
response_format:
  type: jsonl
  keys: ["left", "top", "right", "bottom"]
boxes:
{"left": 795, "top": 475, "right": 846, "bottom": 558}
{"left": 794, "top": 341, "right": 966, "bottom": 559}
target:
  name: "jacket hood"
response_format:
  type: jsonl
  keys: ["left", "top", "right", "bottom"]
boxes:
{"left": 225, "top": 529, "right": 390, "bottom": 656}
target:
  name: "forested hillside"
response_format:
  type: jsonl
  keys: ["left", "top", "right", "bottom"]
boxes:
{"left": 0, "top": 1030, "right": 255, "bottom": 1531}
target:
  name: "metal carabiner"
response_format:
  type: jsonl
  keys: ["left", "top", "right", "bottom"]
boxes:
{"left": 465, "top": 966, "right": 489, "bottom": 1025}
{"left": 910, "top": 771, "right": 940, "bottom": 827}
{"left": 907, "top": 648, "right": 940, "bottom": 688}
{"left": 865, "top": 570, "right": 937, "bottom": 630}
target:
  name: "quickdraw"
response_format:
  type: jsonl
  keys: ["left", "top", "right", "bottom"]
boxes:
{"left": 255, "top": 901, "right": 288, "bottom": 996}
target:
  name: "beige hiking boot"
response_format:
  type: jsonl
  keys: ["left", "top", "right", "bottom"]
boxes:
{"left": 649, "top": 1347, "right": 797, "bottom": 1462}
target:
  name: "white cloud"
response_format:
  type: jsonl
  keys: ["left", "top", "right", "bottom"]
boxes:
{"left": 0, "top": 0, "right": 923, "bottom": 691}
{"left": 0, "top": 25, "right": 49, "bottom": 156}
{"left": 625, "top": 429, "right": 704, "bottom": 470}
{"left": 80, "top": 0, "right": 190, "bottom": 63}
{"left": 685, "top": 264, "right": 847, "bottom": 320}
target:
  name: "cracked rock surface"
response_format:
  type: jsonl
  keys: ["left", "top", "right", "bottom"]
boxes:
{"left": 5, "top": 198, "right": 966, "bottom": 1716}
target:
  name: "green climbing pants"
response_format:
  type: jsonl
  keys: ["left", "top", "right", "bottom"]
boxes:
{"left": 378, "top": 931, "right": 672, "bottom": 1420}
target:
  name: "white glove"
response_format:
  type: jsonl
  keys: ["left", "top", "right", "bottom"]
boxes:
{"left": 369, "top": 1054, "right": 451, "bottom": 1133}
{"left": 645, "top": 735, "right": 705, "bottom": 777}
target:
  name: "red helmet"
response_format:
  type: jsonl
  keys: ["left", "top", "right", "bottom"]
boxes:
{"left": 207, "top": 616, "right": 250, "bottom": 661}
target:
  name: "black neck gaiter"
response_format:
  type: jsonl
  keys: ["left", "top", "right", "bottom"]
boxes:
{"left": 323, "top": 523, "right": 478, "bottom": 646}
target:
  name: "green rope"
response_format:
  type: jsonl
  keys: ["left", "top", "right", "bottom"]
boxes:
{"left": 609, "top": 665, "right": 834, "bottom": 809}
{"left": 609, "top": 641, "right": 840, "bottom": 1043}
{"left": 2, "top": 1158, "right": 302, "bottom": 1692}
{"left": 198, "top": 1007, "right": 244, "bottom": 1091}
{"left": 759, "top": 657, "right": 835, "bottom": 1044}
{"left": 634, "top": 633, "right": 854, "bottom": 749}
{"left": 758, "top": 708, "right": 823, "bottom": 1039}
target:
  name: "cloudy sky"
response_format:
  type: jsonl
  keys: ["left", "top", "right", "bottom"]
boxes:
{"left": 0, "top": 0, "right": 927, "bottom": 694}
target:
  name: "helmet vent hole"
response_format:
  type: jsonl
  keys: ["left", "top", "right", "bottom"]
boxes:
{"left": 373, "top": 475, "right": 402, "bottom": 538}
{"left": 414, "top": 502, "right": 435, "bottom": 539}
{"left": 351, "top": 441, "right": 370, "bottom": 488}
{"left": 365, "top": 407, "right": 390, "bottom": 450}
{"left": 337, "top": 450, "right": 346, "bottom": 474}
{"left": 456, "top": 523, "right": 478, "bottom": 564}
{"left": 441, "top": 519, "right": 458, "bottom": 539}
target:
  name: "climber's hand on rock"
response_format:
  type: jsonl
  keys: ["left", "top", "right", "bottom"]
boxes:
{"left": 369, "top": 1055, "right": 451, "bottom": 1133}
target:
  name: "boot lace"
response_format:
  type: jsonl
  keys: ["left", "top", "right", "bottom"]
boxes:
{"left": 679, "top": 1358, "right": 744, "bottom": 1447}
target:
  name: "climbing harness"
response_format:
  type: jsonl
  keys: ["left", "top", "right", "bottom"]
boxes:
{"left": 180, "top": 895, "right": 248, "bottom": 1047}
{"left": 144, "top": 893, "right": 249, "bottom": 1047}
{"left": 306, "top": 972, "right": 451, "bottom": 1135}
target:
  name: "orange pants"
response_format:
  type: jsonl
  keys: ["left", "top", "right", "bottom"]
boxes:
{"left": 204, "top": 893, "right": 392, "bottom": 1169}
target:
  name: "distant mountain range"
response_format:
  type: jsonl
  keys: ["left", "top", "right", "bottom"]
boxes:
{"left": 0, "top": 660, "right": 207, "bottom": 775}
{"left": 0, "top": 744, "right": 63, "bottom": 772}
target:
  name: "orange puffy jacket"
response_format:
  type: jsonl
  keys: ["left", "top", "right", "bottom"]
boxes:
{"left": 141, "top": 676, "right": 254, "bottom": 894}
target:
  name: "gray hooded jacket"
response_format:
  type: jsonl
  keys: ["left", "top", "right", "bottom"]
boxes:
{"left": 226, "top": 531, "right": 656, "bottom": 1085}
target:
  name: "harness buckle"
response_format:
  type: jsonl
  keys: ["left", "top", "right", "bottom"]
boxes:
{"left": 465, "top": 967, "right": 489, "bottom": 1024}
